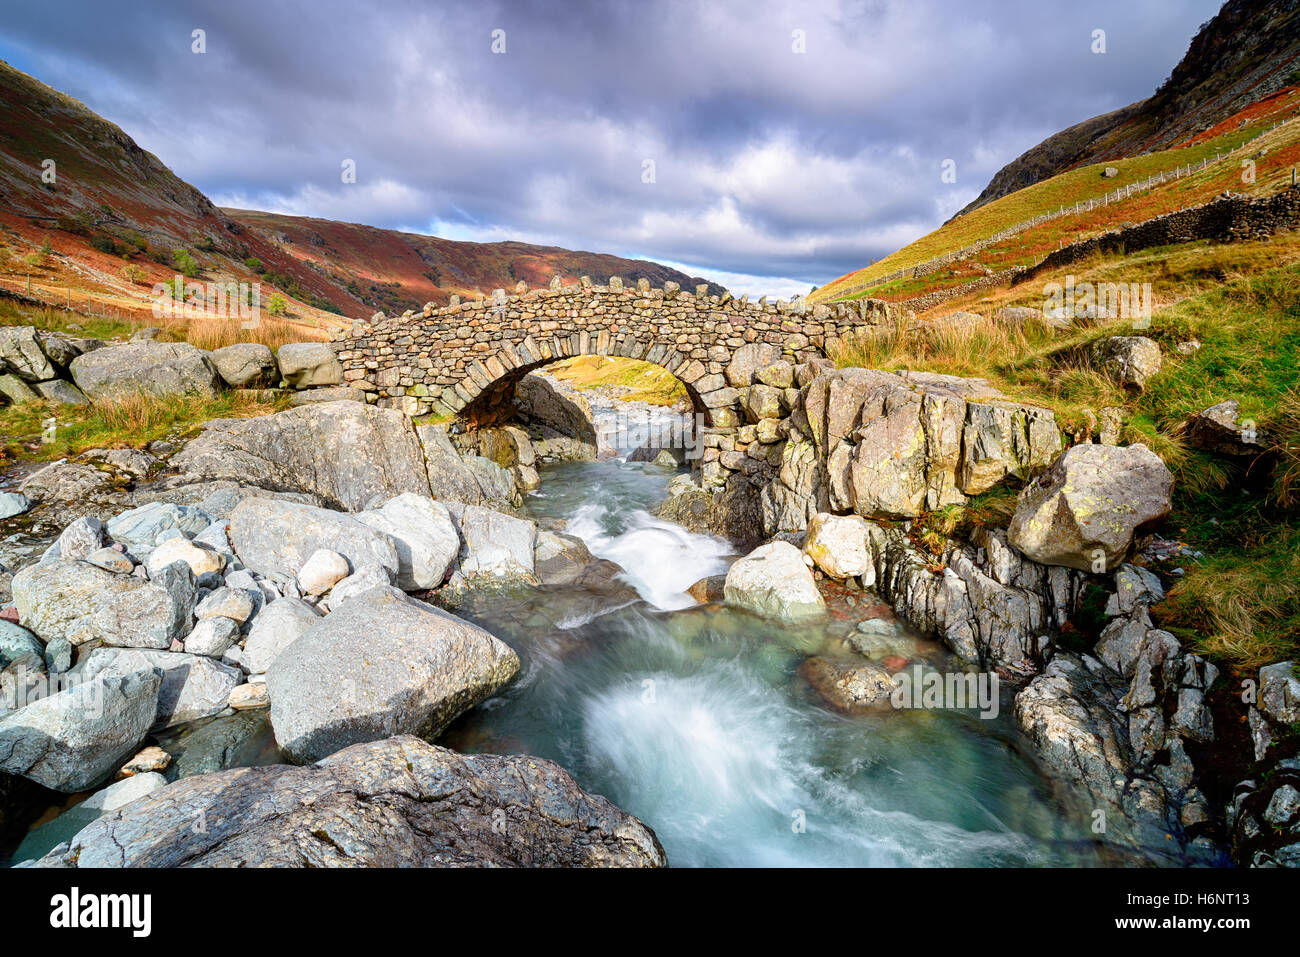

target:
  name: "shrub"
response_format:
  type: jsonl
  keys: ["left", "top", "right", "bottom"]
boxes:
{"left": 172, "top": 248, "right": 200, "bottom": 278}
{"left": 267, "top": 293, "right": 287, "bottom": 316}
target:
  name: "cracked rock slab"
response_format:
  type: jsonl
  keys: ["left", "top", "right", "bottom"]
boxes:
{"left": 267, "top": 586, "right": 519, "bottom": 763}
{"left": 0, "top": 670, "right": 161, "bottom": 792}
{"left": 29, "top": 734, "right": 666, "bottom": 867}
{"left": 172, "top": 401, "right": 431, "bottom": 512}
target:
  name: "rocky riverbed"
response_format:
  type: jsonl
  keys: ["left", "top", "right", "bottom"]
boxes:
{"left": 0, "top": 351, "right": 1297, "bottom": 867}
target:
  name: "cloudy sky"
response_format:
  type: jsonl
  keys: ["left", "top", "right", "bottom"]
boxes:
{"left": 0, "top": 0, "right": 1224, "bottom": 296}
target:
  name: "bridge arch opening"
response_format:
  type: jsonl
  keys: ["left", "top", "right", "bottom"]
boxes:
{"left": 458, "top": 349, "right": 711, "bottom": 461}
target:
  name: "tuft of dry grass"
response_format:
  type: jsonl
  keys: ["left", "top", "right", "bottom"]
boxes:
{"left": 830, "top": 310, "right": 1046, "bottom": 374}
{"left": 1267, "top": 387, "right": 1300, "bottom": 509}
{"left": 163, "top": 316, "right": 330, "bottom": 351}
{"left": 0, "top": 389, "right": 290, "bottom": 466}
{"left": 1162, "top": 521, "right": 1300, "bottom": 670}
{"left": 1, "top": 291, "right": 332, "bottom": 350}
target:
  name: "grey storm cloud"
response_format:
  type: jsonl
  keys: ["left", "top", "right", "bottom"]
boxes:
{"left": 0, "top": 0, "right": 1224, "bottom": 295}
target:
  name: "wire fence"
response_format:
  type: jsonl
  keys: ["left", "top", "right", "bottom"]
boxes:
{"left": 829, "top": 115, "right": 1294, "bottom": 300}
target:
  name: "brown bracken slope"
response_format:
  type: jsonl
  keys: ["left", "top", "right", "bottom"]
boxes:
{"left": 0, "top": 58, "right": 722, "bottom": 326}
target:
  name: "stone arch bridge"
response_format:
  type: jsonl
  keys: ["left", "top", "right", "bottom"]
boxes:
{"left": 333, "top": 277, "right": 888, "bottom": 428}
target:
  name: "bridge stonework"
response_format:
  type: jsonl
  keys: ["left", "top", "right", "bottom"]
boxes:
{"left": 333, "top": 278, "right": 886, "bottom": 426}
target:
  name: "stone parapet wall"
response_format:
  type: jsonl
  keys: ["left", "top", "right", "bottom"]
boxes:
{"left": 332, "top": 278, "right": 894, "bottom": 429}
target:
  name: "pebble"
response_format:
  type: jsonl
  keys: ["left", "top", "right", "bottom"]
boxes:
{"left": 229, "top": 683, "right": 270, "bottom": 710}
{"left": 116, "top": 746, "right": 172, "bottom": 778}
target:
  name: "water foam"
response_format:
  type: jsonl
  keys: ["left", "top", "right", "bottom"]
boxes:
{"left": 565, "top": 503, "right": 732, "bottom": 610}
{"left": 581, "top": 660, "right": 1040, "bottom": 866}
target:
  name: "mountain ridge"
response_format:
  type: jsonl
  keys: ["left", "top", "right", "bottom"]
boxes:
{"left": 957, "top": 0, "right": 1300, "bottom": 218}
{"left": 0, "top": 58, "right": 722, "bottom": 325}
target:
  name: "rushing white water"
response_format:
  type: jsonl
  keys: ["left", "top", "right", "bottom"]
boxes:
{"left": 581, "top": 658, "right": 1043, "bottom": 866}
{"left": 566, "top": 503, "right": 732, "bottom": 609}
{"left": 441, "top": 458, "right": 1104, "bottom": 867}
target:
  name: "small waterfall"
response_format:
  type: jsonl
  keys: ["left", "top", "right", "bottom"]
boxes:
{"left": 566, "top": 502, "right": 732, "bottom": 610}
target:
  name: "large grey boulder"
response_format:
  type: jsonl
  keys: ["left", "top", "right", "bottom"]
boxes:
{"left": 36, "top": 333, "right": 85, "bottom": 368}
{"left": 1093, "top": 336, "right": 1162, "bottom": 392}
{"left": 172, "top": 401, "right": 431, "bottom": 511}
{"left": 228, "top": 497, "right": 400, "bottom": 582}
{"left": 1014, "top": 653, "right": 1189, "bottom": 863}
{"left": 53, "top": 516, "right": 104, "bottom": 562}
{"left": 724, "top": 541, "right": 825, "bottom": 621}
{"left": 803, "top": 511, "right": 871, "bottom": 580}
{"left": 463, "top": 455, "right": 520, "bottom": 505}
{"left": 32, "top": 379, "right": 89, "bottom": 405}
{"left": 241, "top": 598, "right": 321, "bottom": 675}
{"left": 0, "top": 621, "right": 43, "bottom": 668}
{"left": 1259, "top": 661, "right": 1300, "bottom": 726}
{"left": 414, "top": 424, "right": 484, "bottom": 503}
{"left": 11, "top": 771, "right": 167, "bottom": 864}
{"left": 12, "top": 559, "right": 194, "bottom": 648}
{"left": 356, "top": 493, "right": 459, "bottom": 590}
{"left": 0, "top": 491, "right": 31, "bottom": 520}
{"left": 70, "top": 341, "right": 221, "bottom": 401}
{"left": 30, "top": 735, "right": 665, "bottom": 867}
{"left": 454, "top": 505, "right": 537, "bottom": 579}
{"left": 533, "top": 530, "right": 611, "bottom": 586}
{"left": 784, "top": 368, "right": 1059, "bottom": 522}
{"left": 1007, "top": 443, "right": 1173, "bottom": 572}
{"left": 182, "top": 616, "right": 240, "bottom": 658}
{"left": 79, "top": 648, "right": 240, "bottom": 727}
{"left": 267, "top": 586, "right": 519, "bottom": 764}
{"left": 276, "top": 343, "right": 342, "bottom": 388}
{"left": 19, "top": 462, "right": 115, "bottom": 504}
{"left": 1184, "top": 400, "right": 1268, "bottom": 456}
{"left": 0, "top": 326, "right": 57, "bottom": 382}
{"left": 208, "top": 343, "right": 277, "bottom": 388}
{"left": 105, "top": 501, "right": 215, "bottom": 549}
{"left": 0, "top": 373, "right": 40, "bottom": 404}
{"left": 0, "top": 670, "right": 161, "bottom": 791}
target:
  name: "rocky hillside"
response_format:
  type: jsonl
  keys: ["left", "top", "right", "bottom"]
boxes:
{"left": 959, "top": 0, "right": 1300, "bottom": 216}
{"left": 0, "top": 59, "right": 720, "bottom": 324}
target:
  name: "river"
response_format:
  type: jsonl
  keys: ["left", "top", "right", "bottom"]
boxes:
{"left": 438, "top": 423, "right": 1104, "bottom": 866}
